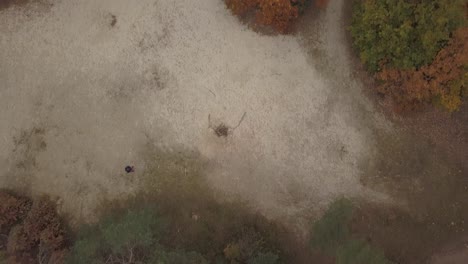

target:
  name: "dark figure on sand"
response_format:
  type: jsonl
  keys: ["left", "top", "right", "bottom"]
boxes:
{"left": 125, "top": 166, "right": 134, "bottom": 173}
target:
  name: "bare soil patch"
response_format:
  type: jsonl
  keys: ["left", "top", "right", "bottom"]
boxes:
{"left": 430, "top": 236, "right": 468, "bottom": 264}
{"left": 351, "top": 199, "right": 468, "bottom": 264}
{"left": 0, "top": 0, "right": 28, "bottom": 10}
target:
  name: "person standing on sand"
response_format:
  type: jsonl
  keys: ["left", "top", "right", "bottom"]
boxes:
{"left": 125, "top": 166, "right": 134, "bottom": 173}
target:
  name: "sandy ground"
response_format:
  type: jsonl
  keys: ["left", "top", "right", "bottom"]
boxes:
{"left": 0, "top": 0, "right": 403, "bottom": 228}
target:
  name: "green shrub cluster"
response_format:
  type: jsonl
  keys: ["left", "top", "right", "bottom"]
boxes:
{"left": 350, "top": 0, "right": 466, "bottom": 72}
{"left": 67, "top": 209, "right": 165, "bottom": 264}
{"left": 68, "top": 207, "right": 281, "bottom": 264}
{"left": 68, "top": 209, "right": 212, "bottom": 264}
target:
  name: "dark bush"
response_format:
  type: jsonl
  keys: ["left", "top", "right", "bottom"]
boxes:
{"left": 0, "top": 191, "right": 32, "bottom": 234}
{"left": 3, "top": 194, "right": 68, "bottom": 264}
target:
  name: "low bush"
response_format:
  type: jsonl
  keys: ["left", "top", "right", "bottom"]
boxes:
{"left": 0, "top": 191, "right": 31, "bottom": 234}
{"left": 225, "top": 0, "right": 325, "bottom": 33}
{"left": 7, "top": 197, "right": 67, "bottom": 263}
{"left": 226, "top": 0, "right": 299, "bottom": 33}
{"left": 0, "top": 191, "right": 68, "bottom": 264}
{"left": 68, "top": 209, "right": 161, "bottom": 264}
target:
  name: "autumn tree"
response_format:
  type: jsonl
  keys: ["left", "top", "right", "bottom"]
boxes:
{"left": 377, "top": 28, "right": 468, "bottom": 111}
{"left": 351, "top": 0, "right": 467, "bottom": 111}
{"left": 351, "top": 0, "right": 465, "bottom": 72}
{"left": 225, "top": 0, "right": 327, "bottom": 33}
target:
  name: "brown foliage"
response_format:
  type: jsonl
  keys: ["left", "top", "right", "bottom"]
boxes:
{"left": 5, "top": 196, "right": 67, "bottom": 263}
{"left": 226, "top": 0, "right": 257, "bottom": 17}
{"left": 256, "top": 0, "right": 299, "bottom": 33}
{"left": 0, "top": 192, "right": 32, "bottom": 234}
{"left": 47, "top": 249, "right": 68, "bottom": 264}
{"left": 226, "top": 0, "right": 302, "bottom": 33}
{"left": 314, "top": 0, "right": 329, "bottom": 9}
{"left": 377, "top": 28, "right": 468, "bottom": 112}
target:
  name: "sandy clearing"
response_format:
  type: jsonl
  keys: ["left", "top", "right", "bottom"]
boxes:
{"left": 0, "top": 0, "right": 392, "bottom": 227}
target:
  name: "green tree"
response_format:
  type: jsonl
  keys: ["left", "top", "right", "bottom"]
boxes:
{"left": 350, "top": 0, "right": 465, "bottom": 72}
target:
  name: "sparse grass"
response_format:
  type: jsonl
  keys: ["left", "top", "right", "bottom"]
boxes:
{"left": 0, "top": 0, "right": 29, "bottom": 10}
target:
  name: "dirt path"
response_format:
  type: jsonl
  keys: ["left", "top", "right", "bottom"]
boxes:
{"left": 0, "top": 0, "right": 466, "bottom": 246}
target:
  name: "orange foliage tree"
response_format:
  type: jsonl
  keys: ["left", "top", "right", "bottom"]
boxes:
{"left": 256, "top": 0, "right": 299, "bottom": 33}
{"left": 226, "top": 0, "right": 328, "bottom": 33}
{"left": 225, "top": 0, "right": 258, "bottom": 17}
{"left": 377, "top": 28, "right": 468, "bottom": 112}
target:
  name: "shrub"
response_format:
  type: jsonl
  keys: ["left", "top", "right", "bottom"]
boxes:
{"left": 101, "top": 209, "right": 157, "bottom": 254}
{"left": 225, "top": 0, "right": 312, "bottom": 33}
{"left": 18, "top": 197, "right": 66, "bottom": 251}
{"left": 6, "top": 196, "right": 67, "bottom": 263}
{"left": 256, "top": 0, "right": 300, "bottom": 33}
{"left": 0, "top": 194, "right": 68, "bottom": 264}
{"left": 310, "top": 198, "right": 353, "bottom": 253}
{"left": 350, "top": 0, "right": 466, "bottom": 72}
{"left": 68, "top": 209, "right": 162, "bottom": 264}
{"left": 225, "top": 0, "right": 257, "bottom": 16}
{"left": 0, "top": 191, "right": 32, "bottom": 234}
{"left": 67, "top": 237, "right": 101, "bottom": 264}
